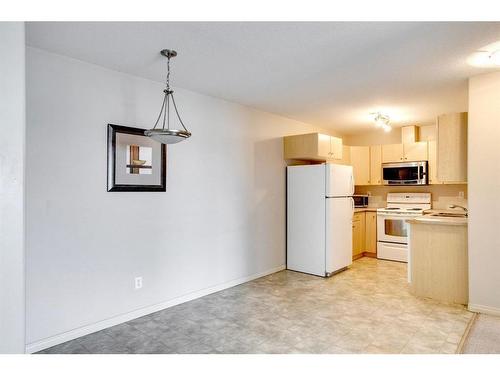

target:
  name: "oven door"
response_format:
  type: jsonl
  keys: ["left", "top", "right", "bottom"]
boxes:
{"left": 377, "top": 214, "right": 409, "bottom": 244}
{"left": 382, "top": 161, "right": 427, "bottom": 185}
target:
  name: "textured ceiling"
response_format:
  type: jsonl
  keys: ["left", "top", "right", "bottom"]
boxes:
{"left": 26, "top": 22, "right": 500, "bottom": 134}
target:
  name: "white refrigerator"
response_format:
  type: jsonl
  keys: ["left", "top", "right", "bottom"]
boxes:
{"left": 287, "top": 163, "right": 354, "bottom": 277}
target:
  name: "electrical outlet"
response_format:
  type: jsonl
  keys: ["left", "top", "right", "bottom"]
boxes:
{"left": 134, "top": 276, "right": 143, "bottom": 290}
{"left": 458, "top": 191, "right": 464, "bottom": 200}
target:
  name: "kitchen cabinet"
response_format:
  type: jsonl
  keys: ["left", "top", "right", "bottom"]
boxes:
{"left": 382, "top": 142, "right": 428, "bottom": 163}
{"left": 352, "top": 212, "right": 365, "bottom": 260}
{"left": 350, "top": 146, "right": 370, "bottom": 185}
{"left": 381, "top": 143, "right": 404, "bottom": 163}
{"left": 364, "top": 212, "right": 377, "bottom": 255}
{"left": 330, "top": 136, "right": 343, "bottom": 160}
{"left": 437, "top": 113, "right": 467, "bottom": 183}
{"left": 284, "top": 133, "right": 343, "bottom": 161}
{"left": 428, "top": 140, "right": 441, "bottom": 185}
{"left": 350, "top": 145, "right": 382, "bottom": 186}
{"left": 404, "top": 142, "right": 428, "bottom": 162}
{"left": 369, "top": 145, "right": 382, "bottom": 185}
{"left": 339, "top": 145, "right": 351, "bottom": 165}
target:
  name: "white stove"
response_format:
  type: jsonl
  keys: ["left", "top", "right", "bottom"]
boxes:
{"left": 377, "top": 193, "right": 431, "bottom": 263}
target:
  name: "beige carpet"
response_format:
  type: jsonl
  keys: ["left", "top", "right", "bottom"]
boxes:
{"left": 462, "top": 313, "right": 500, "bottom": 353}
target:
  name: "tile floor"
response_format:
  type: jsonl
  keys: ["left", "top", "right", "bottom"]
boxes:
{"left": 37, "top": 257, "right": 474, "bottom": 354}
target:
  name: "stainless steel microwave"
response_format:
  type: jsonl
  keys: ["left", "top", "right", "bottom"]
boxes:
{"left": 382, "top": 161, "right": 428, "bottom": 185}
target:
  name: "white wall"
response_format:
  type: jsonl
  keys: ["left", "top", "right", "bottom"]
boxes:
{"left": 0, "top": 22, "right": 26, "bottom": 353}
{"left": 468, "top": 72, "right": 500, "bottom": 315}
{"left": 25, "top": 47, "right": 332, "bottom": 348}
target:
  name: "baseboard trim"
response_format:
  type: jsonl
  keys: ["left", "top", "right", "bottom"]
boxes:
{"left": 468, "top": 303, "right": 500, "bottom": 316}
{"left": 26, "top": 264, "right": 286, "bottom": 354}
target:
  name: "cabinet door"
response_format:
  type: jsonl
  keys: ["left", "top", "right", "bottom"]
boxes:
{"left": 369, "top": 145, "right": 382, "bottom": 185}
{"left": 352, "top": 212, "right": 365, "bottom": 258}
{"left": 317, "top": 133, "right": 332, "bottom": 159}
{"left": 330, "top": 136, "right": 343, "bottom": 160}
{"left": 364, "top": 212, "right": 377, "bottom": 254}
{"left": 382, "top": 144, "right": 404, "bottom": 163}
{"left": 350, "top": 146, "right": 370, "bottom": 185}
{"left": 284, "top": 133, "right": 318, "bottom": 160}
{"left": 428, "top": 140, "right": 441, "bottom": 184}
{"left": 437, "top": 113, "right": 467, "bottom": 183}
{"left": 404, "top": 141, "right": 428, "bottom": 162}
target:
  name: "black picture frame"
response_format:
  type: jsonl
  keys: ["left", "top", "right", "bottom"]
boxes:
{"left": 107, "top": 124, "right": 166, "bottom": 192}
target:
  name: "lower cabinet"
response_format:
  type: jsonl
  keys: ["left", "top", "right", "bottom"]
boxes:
{"left": 364, "top": 212, "right": 377, "bottom": 255}
{"left": 352, "top": 212, "right": 365, "bottom": 260}
{"left": 352, "top": 211, "right": 377, "bottom": 260}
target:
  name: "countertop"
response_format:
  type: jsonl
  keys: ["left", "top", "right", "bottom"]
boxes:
{"left": 354, "top": 207, "right": 379, "bottom": 213}
{"left": 407, "top": 210, "right": 468, "bottom": 226}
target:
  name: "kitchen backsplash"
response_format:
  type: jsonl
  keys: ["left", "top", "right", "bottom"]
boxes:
{"left": 354, "top": 184, "right": 467, "bottom": 210}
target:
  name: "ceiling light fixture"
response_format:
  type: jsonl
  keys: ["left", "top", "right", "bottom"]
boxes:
{"left": 490, "top": 50, "right": 500, "bottom": 66}
{"left": 371, "top": 112, "right": 391, "bottom": 132}
{"left": 145, "top": 49, "right": 192, "bottom": 144}
{"left": 467, "top": 41, "right": 500, "bottom": 68}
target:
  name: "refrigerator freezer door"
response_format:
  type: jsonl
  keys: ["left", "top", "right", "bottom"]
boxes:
{"left": 325, "top": 164, "right": 354, "bottom": 197}
{"left": 287, "top": 164, "right": 326, "bottom": 276}
{"left": 325, "top": 197, "right": 354, "bottom": 274}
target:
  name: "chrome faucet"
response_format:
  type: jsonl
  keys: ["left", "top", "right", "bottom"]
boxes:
{"left": 449, "top": 204, "right": 468, "bottom": 217}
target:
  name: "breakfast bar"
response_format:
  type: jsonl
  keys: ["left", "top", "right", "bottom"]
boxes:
{"left": 407, "top": 213, "right": 468, "bottom": 305}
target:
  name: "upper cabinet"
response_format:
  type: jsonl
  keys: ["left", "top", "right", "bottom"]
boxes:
{"left": 350, "top": 145, "right": 382, "bottom": 186}
{"left": 381, "top": 143, "right": 404, "bottom": 163}
{"left": 350, "top": 146, "right": 370, "bottom": 185}
{"left": 382, "top": 142, "right": 428, "bottom": 163}
{"left": 369, "top": 145, "right": 382, "bottom": 185}
{"left": 437, "top": 113, "right": 467, "bottom": 183}
{"left": 404, "top": 142, "right": 428, "bottom": 162}
{"left": 428, "top": 140, "right": 441, "bottom": 185}
{"left": 284, "top": 133, "right": 343, "bottom": 161}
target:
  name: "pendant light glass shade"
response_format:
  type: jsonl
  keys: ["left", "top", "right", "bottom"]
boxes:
{"left": 144, "top": 129, "right": 191, "bottom": 144}
{"left": 145, "top": 49, "right": 191, "bottom": 144}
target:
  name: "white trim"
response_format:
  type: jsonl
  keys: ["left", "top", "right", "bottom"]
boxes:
{"left": 26, "top": 264, "right": 285, "bottom": 353}
{"left": 468, "top": 303, "right": 500, "bottom": 316}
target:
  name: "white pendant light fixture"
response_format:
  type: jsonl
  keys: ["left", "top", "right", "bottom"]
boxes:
{"left": 371, "top": 112, "right": 392, "bottom": 132}
{"left": 145, "top": 49, "right": 192, "bottom": 144}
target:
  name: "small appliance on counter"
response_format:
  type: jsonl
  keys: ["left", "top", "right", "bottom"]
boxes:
{"left": 353, "top": 195, "right": 369, "bottom": 208}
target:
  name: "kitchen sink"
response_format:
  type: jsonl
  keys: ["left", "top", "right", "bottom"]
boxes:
{"left": 429, "top": 213, "right": 467, "bottom": 218}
